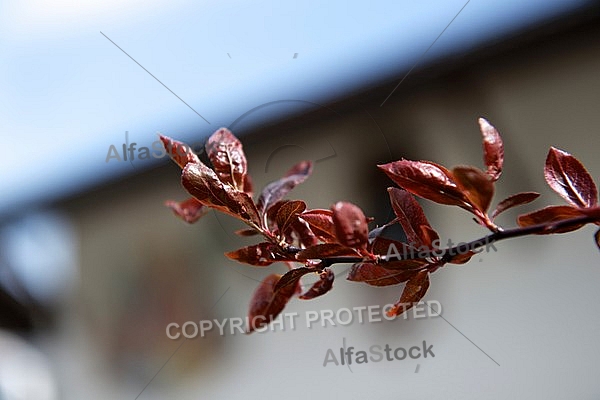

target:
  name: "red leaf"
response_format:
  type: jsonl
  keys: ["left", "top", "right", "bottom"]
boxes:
{"left": 225, "top": 242, "right": 286, "bottom": 266}
{"left": 347, "top": 262, "right": 415, "bottom": 287}
{"left": 274, "top": 267, "right": 314, "bottom": 292}
{"left": 256, "top": 161, "right": 313, "bottom": 214}
{"left": 296, "top": 243, "right": 360, "bottom": 260}
{"left": 234, "top": 228, "right": 260, "bottom": 237}
{"left": 381, "top": 259, "right": 429, "bottom": 270}
{"left": 299, "top": 209, "right": 337, "bottom": 242}
{"left": 387, "top": 270, "right": 430, "bottom": 317}
{"left": 447, "top": 251, "right": 475, "bottom": 265}
{"left": 378, "top": 160, "right": 469, "bottom": 207}
{"left": 479, "top": 118, "right": 504, "bottom": 181}
{"left": 266, "top": 200, "right": 286, "bottom": 230}
{"left": 491, "top": 192, "right": 540, "bottom": 219}
{"left": 517, "top": 205, "right": 586, "bottom": 233}
{"left": 452, "top": 166, "right": 494, "bottom": 214}
{"left": 243, "top": 174, "right": 254, "bottom": 197}
{"left": 387, "top": 188, "right": 438, "bottom": 248}
{"left": 583, "top": 207, "right": 600, "bottom": 221}
{"left": 290, "top": 218, "right": 319, "bottom": 247}
{"left": 331, "top": 202, "right": 369, "bottom": 250}
{"left": 285, "top": 160, "right": 312, "bottom": 177}
{"left": 370, "top": 236, "right": 412, "bottom": 256}
{"left": 159, "top": 134, "right": 200, "bottom": 169}
{"left": 205, "top": 128, "right": 248, "bottom": 191}
{"left": 419, "top": 226, "right": 439, "bottom": 250}
{"left": 165, "top": 197, "right": 207, "bottom": 223}
{"left": 182, "top": 162, "right": 261, "bottom": 225}
{"left": 299, "top": 269, "right": 335, "bottom": 300}
{"left": 545, "top": 147, "right": 598, "bottom": 208}
{"left": 276, "top": 200, "right": 307, "bottom": 235}
{"left": 369, "top": 237, "right": 429, "bottom": 267}
{"left": 247, "top": 274, "right": 299, "bottom": 333}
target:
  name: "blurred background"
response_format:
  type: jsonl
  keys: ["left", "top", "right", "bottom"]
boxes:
{"left": 1, "top": 0, "right": 600, "bottom": 398}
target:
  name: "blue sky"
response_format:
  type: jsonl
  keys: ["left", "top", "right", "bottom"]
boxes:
{"left": 0, "top": 0, "right": 590, "bottom": 215}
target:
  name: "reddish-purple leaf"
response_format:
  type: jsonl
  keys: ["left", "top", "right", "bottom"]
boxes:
{"left": 370, "top": 236, "right": 413, "bottom": 256}
{"left": 517, "top": 205, "right": 586, "bottom": 234}
{"left": 256, "top": 161, "right": 313, "bottom": 214}
{"left": 419, "top": 226, "right": 439, "bottom": 250}
{"left": 545, "top": 147, "right": 598, "bottom": 208}
{"left": 247, "top": 273, "right": 299, "bottom": 333}
{"left": 370, "top": 237, "right": 430, "bottom": 268}
{"left": 479, "top": 118, "right": 504, "bottom": 181}
{"left": 378, "top": 160, "right": 469, "bottom": 207}
{"left": 265, "top": 200, "right": 286, "bottom": 230}
{"left": 387, "top": 188, "right": 438, "bottom": 248}
{"left": 234, "top": 228, "right": 260, "bottom": 237}
{"left": 387, "top": 270, "right": 430, "bottom": 317}
{"left": 243, "top": 174, "right": 254, "bottom": 197}
{"left": 491, "top": 192, "right": 540, "bottom": 219}
{"left": 347, "top": 262, "right": 415, "bottom": 287}
{"left": 299, "top": 269, "right": 335, "bottom": 300}
{"left": 299, "top": 209, "right": 337, "bottom": 242}
{"left": 276, "top": 200, "right": 307, "bottom": 235}
{"left": 447, "top": 251, "right": 475, "bottom": 265}
{"left": 182, "top": 162, "right": 261, "bottom": 225}
{"left": 225, "top": 242, "right": 286, "bottom": 266}
{"left": 285, "top": 160, "right": 312, "bottom": 177}
{"left": 583, "top": 207, "right": 600, "bottom": 221}
{"left": 381, "top": 258, "right": 429, "bottom": 270}
{"left": 274, "top": 267, "right": 314, "bottom": 292}
{"left": 296, "top": 243, "right": 360, "bottom": 260}
{"left": 165, "top": 197, "right": 207, "bottom": 223}
{"left": 452, "top": 166, "right": 494, "bottom": 214}
{"left": 331, "top": 202, "right": 369, "bottom": 250}
{"left": 205, "top": 128, "right": 248, "bottom": 191}
{"left": 159, "top": 135, "right": 200, "bottom": 169}
{"left": 291, "top": 218, "right": 319, "bottom": 247}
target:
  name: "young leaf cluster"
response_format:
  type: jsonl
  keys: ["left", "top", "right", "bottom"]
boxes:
{"left": 161, "top": 120, "right": 600, "bottom": 333}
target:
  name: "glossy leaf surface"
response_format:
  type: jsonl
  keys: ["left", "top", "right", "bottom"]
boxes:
{"left": 299, "top": 209, "right": 337, "bottom": 242}
{"left": 517, "top": 205, "right": 585, "bottom": 233}
{"left": 387, "top": 270, "right": 430, "bottom": 317}
{"left": 274, "top": 267, "right": 314, "bottom": 292}
{"left": 247, "top": 274, "right": 298, "bottom": 333}
{"left": 387, "top": 187, "right": 438, "bottom": 248}
{"left": 225, "top": 243, "right": 285, "bottom": 266}
{"left": 479, "top": 118, "right": 504, "bottom": 181}
{"left": 491, "top": 192, "right": 540, "bottom": 219}
{"left": 545, "top": 147, "right": 598, "bottom": 208}
{"left": 452, "top": 166, "right": 494, "bottom": 214}
{"left": 276, "top": 200, "right": 307, "bottom": 235}
{"left": 347, "top": 262, "right": 415, "bottom": 287}
{"left": 299, "top": 269, "right": 335, "bottom": 300}
{"left": 182, "top": 162, "right": 261, "bottom": 225}
{"left": 331, "top": 202, "right": 369, "bottom": 250}
{"left": 165, "top": 197, "right": 207, "bottom": 223}
{"left": 379, "top": 160, "right": 469, "bottom": 206}
{"left": 159, "top": 134, "right": 200, "bottom": 168}
{"left": 257, "top": 161, "right": 313, "bottom": 214}
{"left": 205, "top": 128, "right": 248, "bottom": 191}
{"left": 296, "top": 243, "right": 360, "bottom": 260}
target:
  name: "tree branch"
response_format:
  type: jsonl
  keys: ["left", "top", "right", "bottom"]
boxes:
{"left": 288, "top": 214, "right": 600, "bottom": 268}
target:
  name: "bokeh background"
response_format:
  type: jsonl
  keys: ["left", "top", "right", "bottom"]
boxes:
{"left": 1, "top": 1, "right": 600, "bottom": 399}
